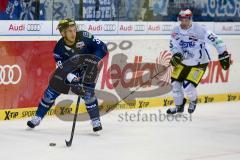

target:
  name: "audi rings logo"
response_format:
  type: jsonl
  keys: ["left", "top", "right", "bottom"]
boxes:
{"left": 162, "top": 25, "right": 173, "bottom": 31}
{"left": 0, "top": 65, "right": 22, "bottom": 85}
{"left": 134, "top": 25, "right": 145, "bottom": 31}
{"left": 104, "top": 24, "right": 116, "bottom": 31}
{"left": 234, "top": 25, "right": 240, "bottom": 31}
{"left": 77, "top": 24, "right": 87, "bottom": 31}
{"left": 27, "top": 24, "right": 41, "bottom": 31}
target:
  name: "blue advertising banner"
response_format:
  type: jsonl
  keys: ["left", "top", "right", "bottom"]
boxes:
{"left": 83, "top": 0, "right": 113, "bottom": 21}
{"left": 201, "top": 0, "right": 240, "bottom": 21}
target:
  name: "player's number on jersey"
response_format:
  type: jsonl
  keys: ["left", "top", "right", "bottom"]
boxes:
{"left": 170, "top": 40, "right": 173, "bottom": 48}
{"left": 57, "top": 61, "right": 63, "bottom": 69}
{"left": 93, "top": 37, "right": 101, "bottom": 44}
{"left": 207, "top": 33, "right": 217, "bottom": 42}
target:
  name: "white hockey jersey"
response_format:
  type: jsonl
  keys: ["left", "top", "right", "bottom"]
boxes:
{"left": 170, "top": 23, "right": 227, "bottom": 66}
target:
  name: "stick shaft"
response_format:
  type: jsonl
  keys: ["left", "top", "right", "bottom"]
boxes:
{"left": 65, "top": 95, "right": 81, "bottom": 147}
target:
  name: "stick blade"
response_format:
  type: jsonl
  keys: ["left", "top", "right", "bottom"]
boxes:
{"left": 65, "top": 140, "right": 72, "bottom": 147}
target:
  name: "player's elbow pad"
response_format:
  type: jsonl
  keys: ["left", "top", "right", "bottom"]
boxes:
{"left": 96, "top": 44, "right": 108, "bottom": 59}
{"left": 102, "top": 44, "right": 108, "bottom": 56}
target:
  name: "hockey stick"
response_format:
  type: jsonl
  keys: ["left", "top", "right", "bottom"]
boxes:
{"left": 62, "top": 64, "right": 171, "bottom": 126}
{"left": 65, "top": 95, "right": 81, "bottom": 147}
{"left": 65, "top": 64, "right": 90, "bottom": 147}
{"left": 65, "top": 66, "right": 88, "bottom": 147}
{"left": 105, "top": 64, "right": 171, "bottom": 113}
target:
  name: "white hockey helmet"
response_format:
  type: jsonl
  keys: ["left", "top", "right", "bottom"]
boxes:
{"left": 178, "top": 9, "right": 193, "bottom": 20}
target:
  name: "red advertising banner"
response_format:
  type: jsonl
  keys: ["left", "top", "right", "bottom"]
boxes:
{"left": 0, "top": 40, "right": 234, "bottom": 111}
{"left": 0, "top": 41, "right": 56, "bottom": 109}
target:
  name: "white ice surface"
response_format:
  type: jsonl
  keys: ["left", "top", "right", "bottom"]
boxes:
{"left": 0, "top": 101, "right": 240, "bottom": 160}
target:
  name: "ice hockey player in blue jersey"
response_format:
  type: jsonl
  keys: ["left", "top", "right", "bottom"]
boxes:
{"left": 27, "top": 19, "right": 108, "bottom": 132}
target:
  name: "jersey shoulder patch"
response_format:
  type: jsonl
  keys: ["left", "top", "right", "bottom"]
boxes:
{"left": 82, "top": 31, "right": 93, "bottom": 39}
{"left": 171, "top": 26, "right": 179, "bottom": 39}
{"left": 193, "top": 23, "right": 207, "bottom": 34}
{"left": 172, "top": 26, "right": 179, "bottom": 32}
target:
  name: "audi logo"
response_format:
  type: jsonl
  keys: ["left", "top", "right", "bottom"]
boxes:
{"left": 134, "top": 25, "right": 145, "bottom": 31}
{"left": 162, "top": 25, "right": 173, "bottom": 31}
{"left": 27, "top": 24, "right": 41, "bottom": 31}
{"left": 0, "top": 65, "right": 22, "bottom": 85}
{"left": 234, "top": 25, "right": 240, "bottom": 31}
{"left": 77, "top": 24, "right": 87, "bottom": 30}
{"left": 104, "top": 24, "right": 116, "bottom": 31}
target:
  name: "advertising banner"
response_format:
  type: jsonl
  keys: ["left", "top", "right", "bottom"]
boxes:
{"left": 214, "top": 22, "right": 240, "bottom": 35}
{"left": 0, "top": 20, "right": 52, "bottom": 35}
{"left": 2, "top": 20, "right": 240, "bottom": 35}
{"left": 83, "top": 0, "right": 113, "bottom": 21}
{"left": 0, "top": 35, "right": 239, "bottom": 120}
{"left": 147, "top": 22, "right": 175, "bottom": 35}
{"left": 0, "top": 41, "right": 56, "bottom": 109}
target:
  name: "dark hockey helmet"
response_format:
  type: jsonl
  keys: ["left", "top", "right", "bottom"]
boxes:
{"left": 57, "top": 19, "right": 76, "bottom": 32}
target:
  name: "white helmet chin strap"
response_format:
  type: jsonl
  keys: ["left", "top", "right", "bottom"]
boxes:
{"left": 179, "top": 19, "right": 192, "bottom": 30}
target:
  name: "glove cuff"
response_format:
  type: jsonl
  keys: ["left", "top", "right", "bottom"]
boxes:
{"left": 67, "top": 73, "right": 77, "bottom": 83}
{"left": 219, "top": 51, "right": 229, "bottom": 60}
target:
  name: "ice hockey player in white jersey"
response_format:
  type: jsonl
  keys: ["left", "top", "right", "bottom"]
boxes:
{"left": 167, "top": 9, "right": 231, "bottom": 114}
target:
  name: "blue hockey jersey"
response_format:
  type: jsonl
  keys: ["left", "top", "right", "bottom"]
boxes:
{"left": 53, "top": 31, "right": 108, "bottom": 80}
{"left": 53, "top": 31, "right": 107, "bottom": 66}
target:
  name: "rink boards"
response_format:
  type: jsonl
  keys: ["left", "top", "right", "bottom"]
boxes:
{"left": 0, "top": 35, "right": 239, "bottom": 120}
{"left": 0, "top": 93, "right": 239, "bottom": 121}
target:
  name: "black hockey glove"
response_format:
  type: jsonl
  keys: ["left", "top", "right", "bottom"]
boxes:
{"left": 71, "top": 77, "right": 81, "bottom": 85}
{"left": 219, "top": 51, "right": 231, "bottom": 70}
{"left": 70, "top": 77, "right": 85, "bottom": 95}
{"left": 170, "top": 53, "right": 183, "bottom": 67}
{"left": 71, "top": 83, "right": 86, "bottom": 96}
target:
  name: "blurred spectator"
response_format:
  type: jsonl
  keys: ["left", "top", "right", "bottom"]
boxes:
{"left": 113, "top": 0, "right": 126, "bottom": 20}
{"left": 141, "top": 0, "right": 153, "bottom": 21}
{"left": 20, "top": 0, "right": 37, "bottom": 20}
{"left": 0, "top": 0, "right": 8, "bottom": 12}
{"left": 0, "top": 0, "right": 240, "bottom": 21}
{"left": 42, "top": 0, "right": 78, "bottom": 20}
{"left": 0, "top": 0, "right": 45, "bottom": 20}
{"left": 0, "top": 0, "right": 8, "bottom": 19}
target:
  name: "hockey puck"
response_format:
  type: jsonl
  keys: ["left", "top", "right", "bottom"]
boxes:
{"left": 49, "top": 143, "right": 56, "bottom": 147}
